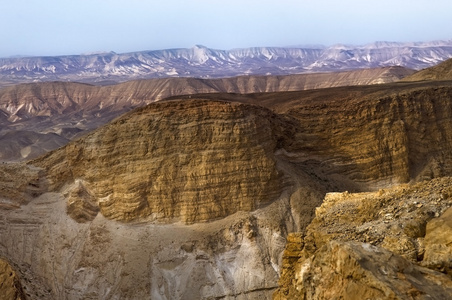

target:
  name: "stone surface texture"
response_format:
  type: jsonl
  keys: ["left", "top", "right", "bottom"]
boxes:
{"left": 33, "top": 100, "right": 287, "bottom": 223}
{"left": 0, "top": 67, "right": 414, "bottom": 161}
{"left": 0, "top": 258, "right": 25, "bottom": 300}
{"left": 274, "top": 177, "right": 452, "bottom": 299}
{"left": 1, "top": 70, "right": 452, "bottom": 299}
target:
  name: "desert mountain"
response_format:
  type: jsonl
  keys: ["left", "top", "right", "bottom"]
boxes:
{"left": 403, "top": 57, "right": 452, "bottom": 81}
{"left": 2, "top": 76, "right": 452, "bottom": 298}
{"left": 0, "top": 66, "right": 414, "bottom": 161}
{"left": 0, "top": 40, "right": 450, "bottom": 86}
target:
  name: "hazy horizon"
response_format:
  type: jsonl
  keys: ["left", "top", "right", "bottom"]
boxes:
{"left": 1, "top": 0, "right": 452, "bottom": 58}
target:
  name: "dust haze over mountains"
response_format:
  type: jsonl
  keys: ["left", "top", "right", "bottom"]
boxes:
{"left": 2, "top": 41, "right": 452, "bottom": 299}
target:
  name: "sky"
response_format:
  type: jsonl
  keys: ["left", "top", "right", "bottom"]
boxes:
{"left": 1, "top": 0, "right": 452, "bottom": 58}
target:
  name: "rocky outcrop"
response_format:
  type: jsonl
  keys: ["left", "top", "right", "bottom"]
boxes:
{"left": 2, "top": 79, "right": 452, "bottom": 299}
{"left": 274, "top": 177, "right": 452, "bottom": 299}
{"left": 0, "top": 258, "right": 25, "bottom": 300}
{"left": 275, "top": 241, "right": 452, "bottom": 300}
{"left": 0, "top": 162, "right": 47, "bottom": 206}
{"left": 422, "top": 206, "right": 452, "bottom": 275}
{"left": 32, "top": 99, "right": 288, "bottom": 223}
{"left": 0, "top": 163, "right": 319, "bottom": 300}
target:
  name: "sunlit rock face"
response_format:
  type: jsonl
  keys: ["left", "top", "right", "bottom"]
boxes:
{"left": 274, "top": 177, "right": 452, "bottom": 299}
{"left": 0, "top": 258, "right": 26, "bottom": 299}
{"left": 33, "top": 99, "right": 288, "bottom": 223}
{"left": 2, "top": 73, "right": 452, "bottom": 299}
{"left": 0, "top": 66, "right": 415, "bottom": 162}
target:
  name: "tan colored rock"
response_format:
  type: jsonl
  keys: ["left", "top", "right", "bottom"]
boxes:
{"left": 274, "top": 233, "right": 304, "bottom": 299}
{"left": 276, "top": 241, "right": 452, "bottom": 300}
{"left": 238, "top": 84, "right": 452, "bottom": 189}
{"left": 33, "top": 99, "right": 287, "bottom": 223}
{"left": 65, "top": 180, "right": 99, "bottom": 223}
{"left": 423, "top": 206, "right": 452, "bottom": 275}
{"left": 0, "top": 258, "right": 25, "bottom": 300}
{"left": 275, "top": 177, "right": 452, "bottom": 299}
{"left": 0, "top": 163, "right": 47, "bottom": 206}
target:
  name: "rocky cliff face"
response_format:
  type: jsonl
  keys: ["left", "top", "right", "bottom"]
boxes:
{"left": 0, "top": 98, "right": 327, "bottom": 299}
{"left": 2, "top": 78, "right": 452, "bottom": 298}
{"left": 31, "top": 84, "right": 452, "bottom": 224}
{"left": 274, "top": 177, "right": 452, "bottom": 299}
{"left": 0, "top": 67, "right": 414, "bottom": 161}
{"left": 229, "top": 83, "right": 452, "bottom": 190}
{"left": 33, "top": 100, "right": 287, "bottom": 223}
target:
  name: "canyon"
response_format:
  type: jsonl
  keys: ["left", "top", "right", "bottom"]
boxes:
{"left": 0, "top": 57, "right": 452, "bottom": 299}
{"left": 0, "top": 66, "right": 413, "bottom": 161}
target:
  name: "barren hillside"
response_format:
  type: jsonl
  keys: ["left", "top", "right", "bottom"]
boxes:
{"left": 403, "top": 58, "right": 452, "bottom": 81}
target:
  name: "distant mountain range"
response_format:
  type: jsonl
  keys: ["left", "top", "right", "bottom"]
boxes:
{"left": 1, "top": 40, "right": 452, "bottom": 86}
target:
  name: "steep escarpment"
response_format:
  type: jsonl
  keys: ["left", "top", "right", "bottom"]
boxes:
{"left": 2, "top": 80, "right": 452, "bottom": 299}
{"left": 297, "top": 86, "right": 452, "bottom": 186}
{"left": 32, "top": 99, "right": 289, "bottom": 223}
{"left": 34, "top": 85, "right": 452, "bottom": 224}
{"left": 287, "top": 87, "right": 452, "bottom": 187}
{"left": 224, "top": 84, "right": 452, "bottom": 189}
{"left": 0, "top": 68, "right": 413, "bottom": 161}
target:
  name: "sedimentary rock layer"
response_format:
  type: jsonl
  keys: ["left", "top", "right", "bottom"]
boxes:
{"left": 30, "top": 83, "right": 452, "bottom": 223}
{"left": 227, "top": 83, "right": 452, "bottom": 189}
{"left": 33, "top": 99, "right": 287, "bottom": 223}
{"left": 274, "top": 177, "right": 452, "bottom": 299}
{"left": 0, "top": 67, "right": 413, "bottom": 161}
{"left": 274, "top": 240, "right": 452, "bottom": 300}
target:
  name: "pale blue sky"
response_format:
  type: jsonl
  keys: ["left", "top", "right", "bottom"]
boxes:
{"left": 1, "top": 0, "right": 451, "bottom": 57}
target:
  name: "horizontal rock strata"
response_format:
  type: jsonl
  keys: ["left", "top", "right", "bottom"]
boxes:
{"left": 219, "top": 84, "right": 452, "bottom": 190}
{"left": 33, "top": 99, "right": 288, "bottom": 223}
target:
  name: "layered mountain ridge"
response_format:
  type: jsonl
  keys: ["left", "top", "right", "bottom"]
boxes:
{"left": 0, "top": 66, "right": 414, "bottom": 161}
{"left": 33, "top": 100, "right": 287, "bottom": 223}
{"left": 1, "top": 79, "right": 452, "bottom": 298}
{"left": 1, "top": 53, "right": 452, "bottom": 299}
{"left": 1, "top": 40, "right": 450, "bottom": 86}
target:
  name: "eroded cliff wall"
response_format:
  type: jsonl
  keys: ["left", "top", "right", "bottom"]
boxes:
{"left": 273, "top": 85, "right": 452, "bottom": 189}
{"left": 2, "top": 81, "right": 452, "bottom": 299}
{"left": 32, "top": 100, "right": 290, "bottom": 223}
